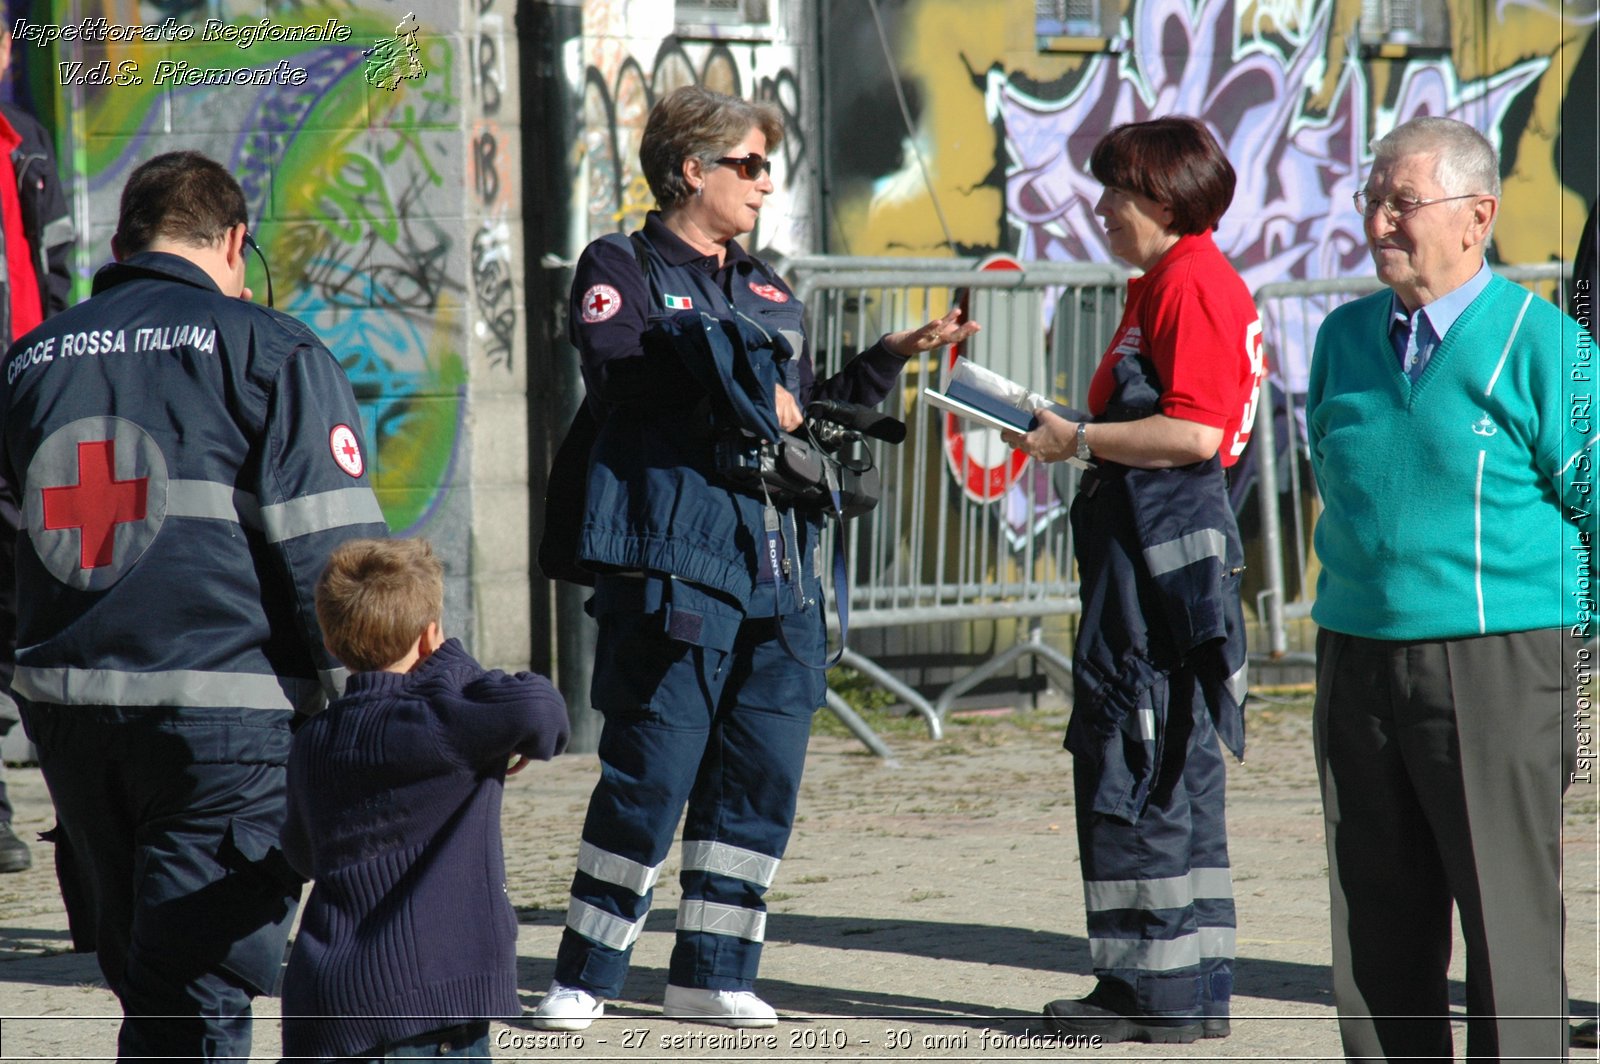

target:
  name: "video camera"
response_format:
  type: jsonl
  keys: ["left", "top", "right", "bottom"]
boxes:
{"left": 715, "top": 399, "right": 906, "bottom": 519}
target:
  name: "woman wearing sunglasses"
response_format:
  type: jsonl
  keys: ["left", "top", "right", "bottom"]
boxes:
{"left": 534, "top": 84, "right": 975, "bottom": 1032}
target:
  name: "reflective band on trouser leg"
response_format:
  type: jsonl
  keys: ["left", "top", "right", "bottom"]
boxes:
{"left": 1085, "top": 867, "right": 1234, "bottom": 914}
{"left": 1191, "top": 866, "right": 1236, "bottom": 961}
{"left": 1197, "top": 926, "right": 1237, "bottom": 959}
{"left": 1084, "top": 872, "right": 1193, "bottom": 912}
{"left": 578, "top": 840, "right": 665, "bottom": 895}
{"left": 566, "top": 897, "right": 649, "bottom": 952}
{"left": 680, "top": 840, "right": 780, "bottom": 888}
{"left": 669, "top": 611, "right": 818, "bottom": 991}
{"left": 1184, "top": 721, "right": 1235, "bottom": 1018}
{"left": 677, "top": 899, "right": 767, "bottom": 942}
{"left": 1089, "top": 932, "right": 1202, "bottom": 973}
{"left": 1190, "top": 866, "right": 1233, "bottom": 894}
{"left": 1076, "top": 733, "right": 1216, "bottom": 1016}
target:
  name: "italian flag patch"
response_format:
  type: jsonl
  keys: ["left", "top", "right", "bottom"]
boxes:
{"left": 664, "top": 294, "right": 694, "bottom": 310}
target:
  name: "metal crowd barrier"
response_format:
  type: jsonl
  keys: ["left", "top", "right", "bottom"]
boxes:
{"left": 780, "top": 257, "right": 1130, "bottom": 752}
{"left": 784, "top": 256, "right": 1570, "bottom": 755}
{"left": 1248, "top": 261, "right": 1569, "bottom": 665}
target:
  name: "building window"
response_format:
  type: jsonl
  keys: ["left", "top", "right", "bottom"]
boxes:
{"left": 1359, "top": 0, "right": 1449, "bottom": 55}
{"left": 677, "top": 0, "right": 771, "bottom": 29}
{"left": 1037, "top": 0, "right": 1123, "bottom": 53}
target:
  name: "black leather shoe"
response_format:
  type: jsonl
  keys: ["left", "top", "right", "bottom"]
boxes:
{"left": 0, "top": 821, "right": 32, "bottom": 873}
{"left": 1042, "top": 996, "right": 1202, "bottom": 1044}
{"left": 1203, "top": 1017, "right": 1231, "bottom": 1039}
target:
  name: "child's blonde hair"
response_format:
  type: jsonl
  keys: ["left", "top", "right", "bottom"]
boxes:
{"left": 316, "top": 537, "right": 444, "bottom": 672}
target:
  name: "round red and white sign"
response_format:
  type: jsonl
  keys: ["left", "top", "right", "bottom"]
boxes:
{"left": 580, "top": 284, "right": 623, "bottom": 323}
{"left": 330, "top": 424, "right": 364, "bottom": 478}
{"left": 749, "top": 282, "right": 789, "bottom": 303}
{"left": 942, "top": 254, "right": 1031, "bottom": 504}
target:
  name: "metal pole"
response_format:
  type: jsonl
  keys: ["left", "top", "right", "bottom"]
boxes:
{"left": 523, "top": 0, "right": 601, "bottom": 752}
{"left": 1252, "top": 378, "right": 1290, "bottom": 659}
{"left": 550, "top": 281, "right": 601, "bottom": 754}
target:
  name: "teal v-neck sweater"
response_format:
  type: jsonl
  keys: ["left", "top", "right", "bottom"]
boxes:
{"left": 1307, "top": 274, "right": 1596, "bottom": 640}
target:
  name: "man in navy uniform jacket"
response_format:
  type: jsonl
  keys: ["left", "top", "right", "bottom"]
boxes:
{"left": 0, "top": 150, "right": 388, "bottom": 1061}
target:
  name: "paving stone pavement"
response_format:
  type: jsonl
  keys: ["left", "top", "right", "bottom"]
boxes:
{"left": 1, "top": 699, "right": 1596, "bottom": 1062}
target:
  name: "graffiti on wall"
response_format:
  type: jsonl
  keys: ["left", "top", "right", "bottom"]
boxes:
{"left": 472, "top": 0, "right": 519, "bottom": 372}
{"left": 827, "top": 0, "right": 1594, "bottom": 545}
{"left": 836, "top": 0, "right": 1593, "bottom": 377}
{"left": 575, "top": 7, "right": 805, "bottom": 251}
{"left": 994, "top": 0, "right": 1563, "bottom": 392}
{"left": 57, "top": 2, "right": 479, "bottom": 536}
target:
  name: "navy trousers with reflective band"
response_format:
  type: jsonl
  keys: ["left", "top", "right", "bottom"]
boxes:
{"left": 1073, "top": 683, "right": 1234, "bottom": 1018}
{"left": 21, "top": 704, "right": 299, "bottom": 1062}
{"left": 555, "top": 602, "right": 825, "bottom": 998}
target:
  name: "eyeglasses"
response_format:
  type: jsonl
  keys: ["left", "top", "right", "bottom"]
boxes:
{"left": 714, "top": 153, "right": 773, "bottom": 181}
{"left": 1353, "top": 189, "right": 1486, "bottom": 221}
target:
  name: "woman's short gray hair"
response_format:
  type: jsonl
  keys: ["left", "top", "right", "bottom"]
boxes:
{"left": 1374, "top": 116, "right": 1501, "bottom": 199}
{"left": 640, "top": 85, "right": 784, "bottom": 211}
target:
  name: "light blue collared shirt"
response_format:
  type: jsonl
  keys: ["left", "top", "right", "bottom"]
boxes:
{"left": 1389, "top": 261, "right": 1493, "bottom": 381}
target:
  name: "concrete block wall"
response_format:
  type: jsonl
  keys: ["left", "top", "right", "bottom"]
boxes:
{"left": 33, "top": 0, "right": 532, "bottom": 670}
{"left": 567, "top": 0, "right": 812, "bottom": 257}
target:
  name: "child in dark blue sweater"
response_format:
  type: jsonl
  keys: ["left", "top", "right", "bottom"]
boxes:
{"left": 280, "top": 537, "right": 570, "bottom": 1061}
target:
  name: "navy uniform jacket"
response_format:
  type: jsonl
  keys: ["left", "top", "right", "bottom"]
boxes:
{"left": 0, "top": 251, "right": 388, "bottom": 716}
{"left": 0, "top": 103, "right": 72, "bottom": 324}
{"left": 1067, "top": 348, "right": 1248, "bottom": 823}
{"left": 0, "top": 103, "right": 70, "bottom": 696}
{"left": 566, "top": 213, "right": 908, "bottom": 619}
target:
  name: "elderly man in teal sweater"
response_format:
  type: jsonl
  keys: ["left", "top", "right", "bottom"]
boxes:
{"left": 1307, "top": 115, "right": 1594, "bottom": 1063}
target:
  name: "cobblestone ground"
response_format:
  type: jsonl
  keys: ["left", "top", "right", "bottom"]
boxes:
{"left": 2, "top": 696, "right": 1596, "bottom": 1062}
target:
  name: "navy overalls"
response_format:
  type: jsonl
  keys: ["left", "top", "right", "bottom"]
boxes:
{"left": 1066, "top": 348, "right": 1247, "bottom": 1021}
{"left": 554, "top": 213, "right": 907, "bottom": 996}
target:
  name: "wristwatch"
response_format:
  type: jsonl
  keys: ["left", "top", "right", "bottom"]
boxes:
{"left": 1074, "top": 422, "right": 1092, "bottom": 462}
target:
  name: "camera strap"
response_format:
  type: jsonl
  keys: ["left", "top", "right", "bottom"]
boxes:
{"left": 759, "top": 482, "right": 849, "bottom": 671}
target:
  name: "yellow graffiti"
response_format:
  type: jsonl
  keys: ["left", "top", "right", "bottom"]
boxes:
{"left": 613, "top": 173, "right": 654, "bottom": 232}
{"left": 836, "top": 0, "right": 1593, "bottom": 272}
{"left": 835, "top": 0, "right": 1053, "bottom": 256}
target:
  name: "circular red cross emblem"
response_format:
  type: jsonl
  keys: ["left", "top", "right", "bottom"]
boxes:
{"left": 580, "top": 284, "right": 622, "bottom": 323}
{"left": 25, "top": 416, "right": 169, "bottom": 591}
{"left": 330, "top": 424, "right": 364, "bottom": 478}
{"left": 942, "top": 255, "right": 1032, "bottom": 504}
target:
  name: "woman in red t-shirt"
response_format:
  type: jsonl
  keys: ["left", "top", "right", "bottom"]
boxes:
{"left": 1007, "top": 116, "right": 1263, "bottom": 1045}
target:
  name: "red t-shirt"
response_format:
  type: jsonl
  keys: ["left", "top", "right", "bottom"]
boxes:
{"left": 1086, "top": 231, "right": 1264, "bottom": 467}
{"left": 0, "top": 112, "right": 42, "bottom": 341}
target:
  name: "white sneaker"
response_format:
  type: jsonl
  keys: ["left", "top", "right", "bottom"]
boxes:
{"left": 663, "top": 983, "right": 778, "bottom": 1028}
{"left": 530, "top": 981, "right": 604, "bottom": 1031}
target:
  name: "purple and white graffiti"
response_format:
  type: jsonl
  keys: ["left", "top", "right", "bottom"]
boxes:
{"left": 988, "top": 0, "right": 1565, "bottom": 544}
{"left": 993, "top": 0, "right": 1547, "bottom": 393}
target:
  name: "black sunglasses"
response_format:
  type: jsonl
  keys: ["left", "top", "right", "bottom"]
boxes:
{"left": 714, "top": 153, "right": 773, "bottom": 181}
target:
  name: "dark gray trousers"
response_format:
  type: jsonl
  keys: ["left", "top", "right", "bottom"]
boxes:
{"left": 1313, "top": 626, "right": 1574, "bottom": 1062}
